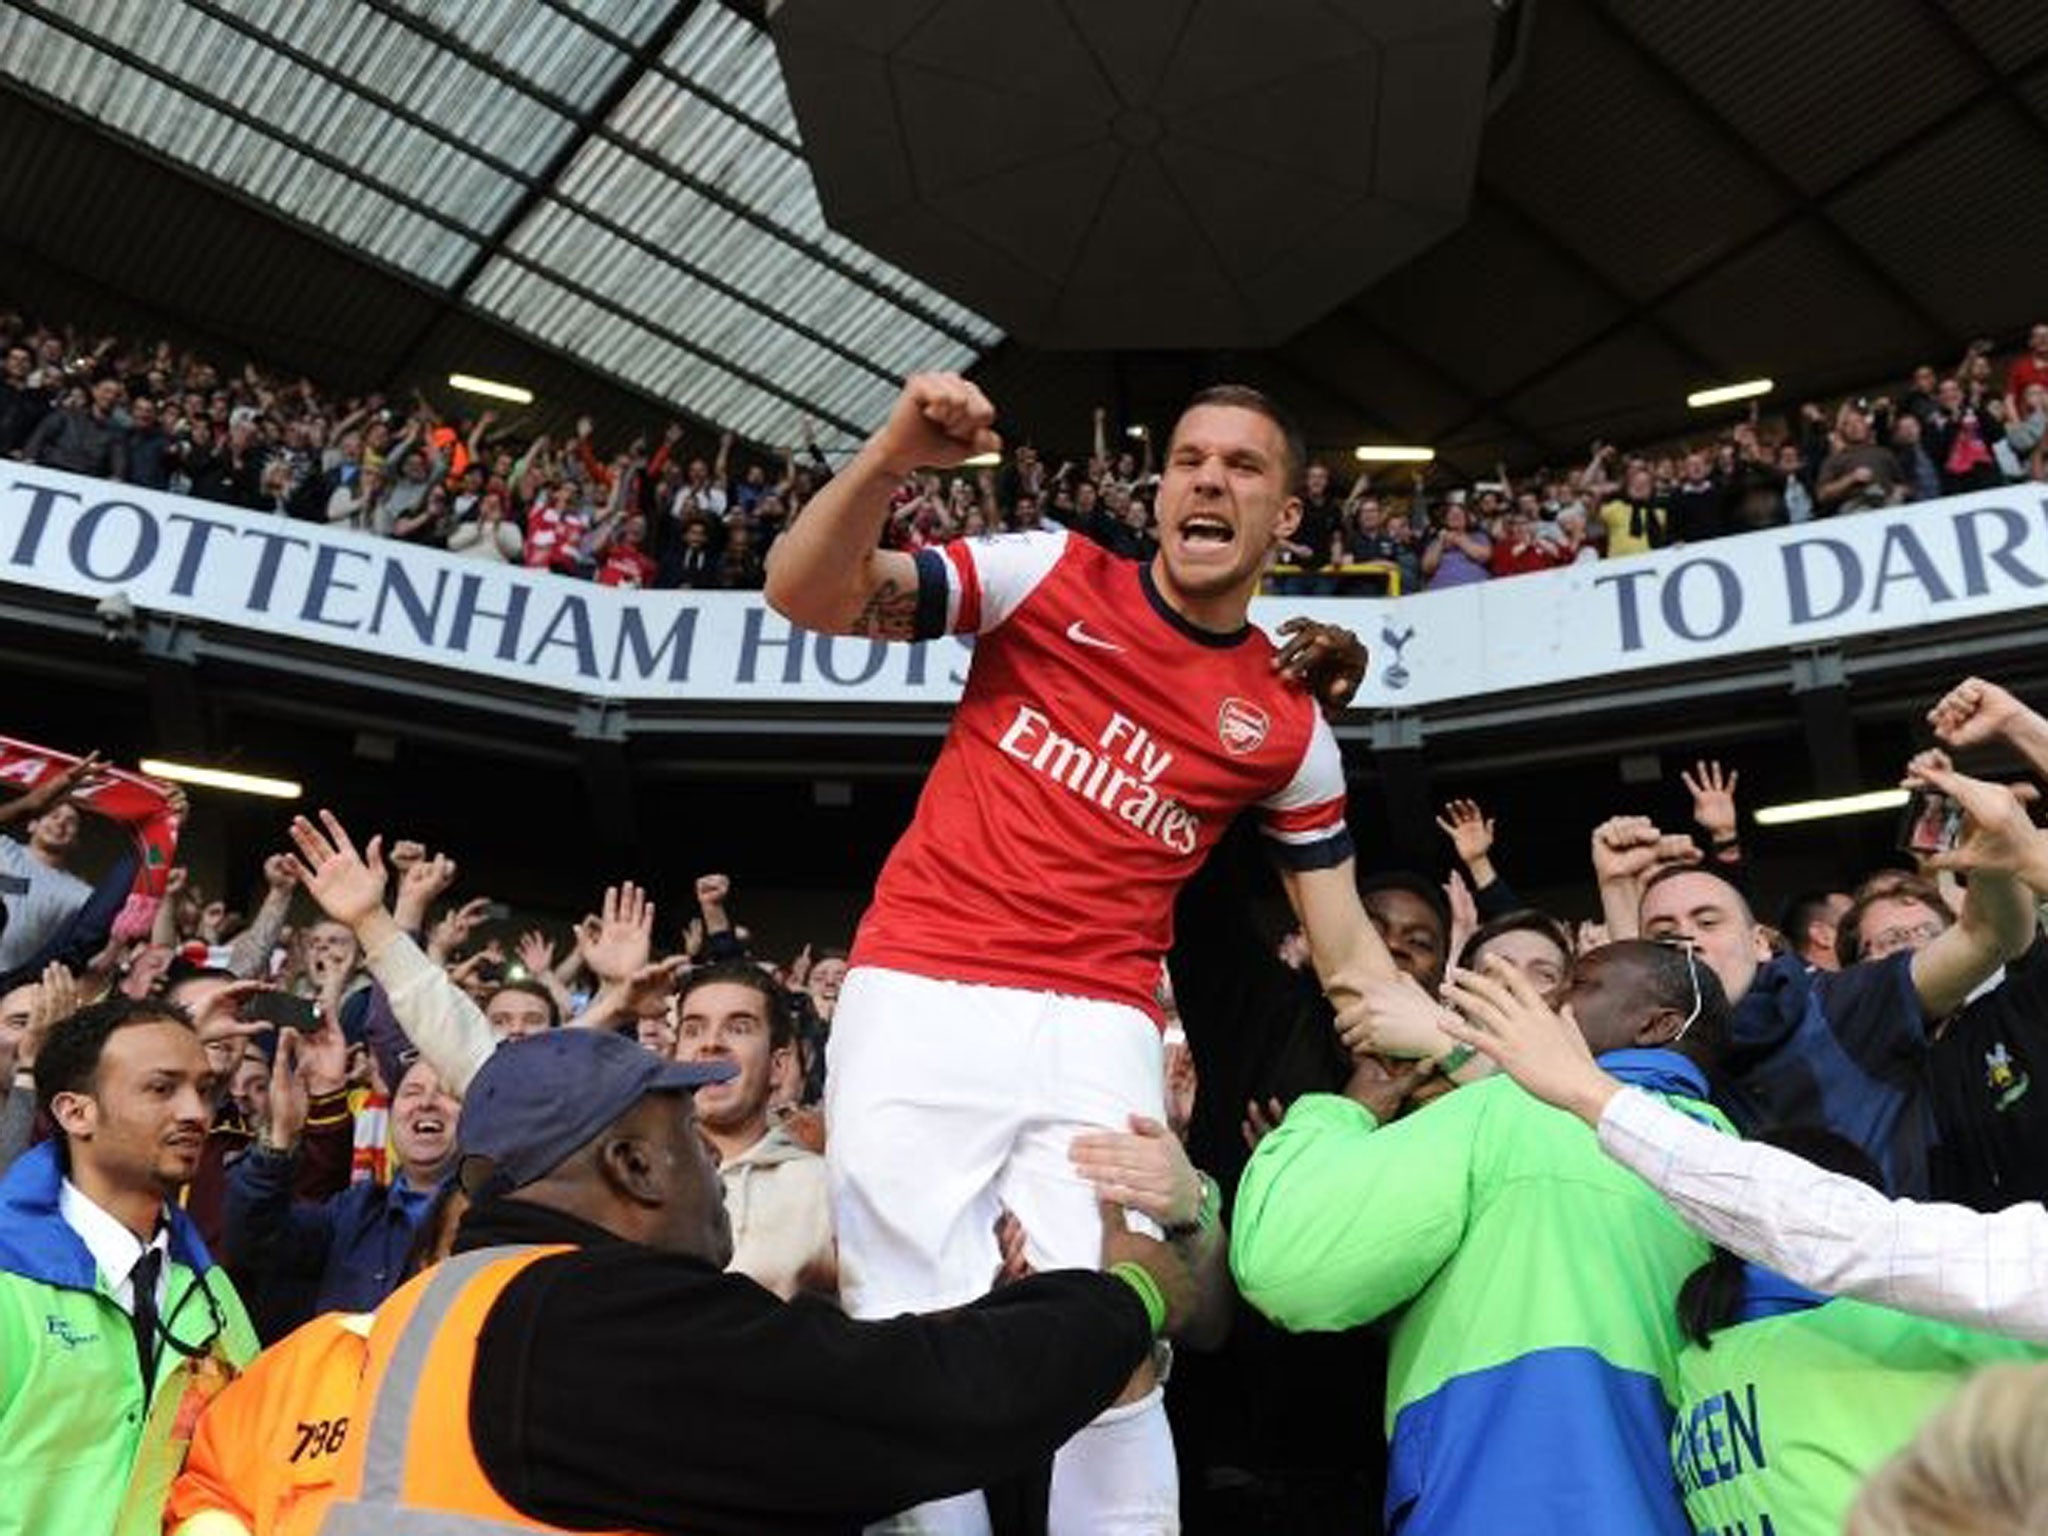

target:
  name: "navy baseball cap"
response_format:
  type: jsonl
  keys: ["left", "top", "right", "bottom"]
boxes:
{"left": 458, "top": 1030, "right": 736, "bottom": 1199}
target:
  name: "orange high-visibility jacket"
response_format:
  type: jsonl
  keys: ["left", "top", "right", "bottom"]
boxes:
{"left": 310, "top": 1245, "right": 644, "bottom": 1535}
{"left": 165, "top": 1310, "right": 372, "bottom": 1536}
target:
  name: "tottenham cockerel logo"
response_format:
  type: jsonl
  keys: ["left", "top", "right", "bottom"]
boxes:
{"left": 1216, "top": 698, "right": 1269, "bottom": 755}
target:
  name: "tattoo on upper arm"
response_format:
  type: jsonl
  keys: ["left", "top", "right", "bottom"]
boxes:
{"left": 852, "top": 578, "right": 918, "bottom": 640}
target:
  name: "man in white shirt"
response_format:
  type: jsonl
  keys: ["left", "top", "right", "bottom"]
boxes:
{"left": 1435, "top": 755, "right": 2048, "bottom": 1346}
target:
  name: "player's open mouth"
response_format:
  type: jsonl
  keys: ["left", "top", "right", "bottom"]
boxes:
{"left": 410, "top": 1115, "right": 446, "bottom": 1137}
{"left": 1179, "top": 516, "right": 1234, "bottom": 546}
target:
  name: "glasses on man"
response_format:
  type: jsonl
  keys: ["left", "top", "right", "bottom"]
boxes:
{"left": 1864, "top": 921, "right": 1944, "bottom": 958}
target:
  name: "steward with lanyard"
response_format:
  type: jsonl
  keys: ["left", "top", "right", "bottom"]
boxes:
{"left": 0, "top": 995, "right": 258, "bottom": 1536}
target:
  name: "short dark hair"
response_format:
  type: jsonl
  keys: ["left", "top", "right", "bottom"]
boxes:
{"left": 1456, "top": 908, "right": 1574, "bottom": 976}
{"left": 1776, "top": 892, "right": 1845, "bottom": 960}
{"left": 485, "top": 979, "right": 561, "bottom": 1030}
{"left": 35, "top": 995, "right": 196, "bottom": 1112}
{"left": 1178, "top": 384, "right": 1306, "bottom": 491}
{"left": 1640, "top": 863, "right": 1755, "bottom": 925}
{"left": 678, "top": 961, "right": 793, "bottom": 1051}
{"left": 1359, "top": 871, "right": 1451, "bottom": 947}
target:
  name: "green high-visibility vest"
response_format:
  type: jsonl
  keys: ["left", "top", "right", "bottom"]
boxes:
{"left": 1671, "top": 1276, "right": 2042, "bottom": 1536}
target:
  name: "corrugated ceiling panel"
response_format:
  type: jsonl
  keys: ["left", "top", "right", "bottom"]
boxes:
{"left": 0, "top": 7, "right": 475, "bottom": 284}
{"left": 653, "top": 5, "right": 998, "bottom": 338}
{"left": 2, "top": 0, "right": 1003, "bottom": 441}
{"left": 1616, "top": 0, "right": 1979, "bottom": 195}
{"left": 665, "top": 0, "right": 801, "bottom": 140}
{"left": 55, "top": 1, "right": 520, "bottom": 234}
{"left": 383, "top": 0, "right": 633, "bottom": 109}
{"left": 230, "top": 0, "right": 578, "bottom": 179}
{"left": 469, "top": 258, "right": 864, "bottom": 447}
{"left": 553, "top": 136, "right": 966, "bottom": 376}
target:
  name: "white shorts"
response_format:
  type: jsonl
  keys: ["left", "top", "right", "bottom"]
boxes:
{"left": 827, "top": 965, "right": 1166, "bottom": 1319}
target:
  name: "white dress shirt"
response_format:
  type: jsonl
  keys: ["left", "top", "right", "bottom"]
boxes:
{"left": 1599, "top": 1085, "right": 2048, "bottom": 1344}
{"left": 58, "top": 1178, "right": 169, "bottom": 1316}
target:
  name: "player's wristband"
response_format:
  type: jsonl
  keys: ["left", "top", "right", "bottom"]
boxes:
{"left": 1164, "top": 1172, "right": 1221, "bottom": 1242}
{"left": 1435, "top": 1043, "right": 1479, "bottom": 1080}
{"left": 1110, "top": 1261, "right": 1168, "bottom": 1335}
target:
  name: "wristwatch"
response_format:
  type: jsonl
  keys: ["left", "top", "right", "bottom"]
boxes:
{"left": 1164, "top": 1171, "right": 1221, "bottom": 1242}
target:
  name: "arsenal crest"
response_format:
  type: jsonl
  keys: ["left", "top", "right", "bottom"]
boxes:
{"left": 1217, "top": 698, "right": 1269, "bottom": 755}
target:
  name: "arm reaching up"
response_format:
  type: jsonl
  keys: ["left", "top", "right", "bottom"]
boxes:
{"left": 288, "top": 810, "right": 495, "bottom": 1094}
{"left": 763, "top": 372, "right": 1000, "bottom": 636}
{"left": 1929, "top": 676, "right": 2048, "bottom": 780}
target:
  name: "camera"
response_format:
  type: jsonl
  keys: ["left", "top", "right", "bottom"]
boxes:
{"left": 94, "top": 590, "right": 137, "bottom": 642}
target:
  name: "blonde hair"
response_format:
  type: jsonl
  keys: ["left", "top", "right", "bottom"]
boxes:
{"left": 1849, "top": 1363, "right": 2048, "bottom": 1535}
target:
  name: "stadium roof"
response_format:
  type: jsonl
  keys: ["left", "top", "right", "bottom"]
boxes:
{"left": 0, "top": 0, "right": 997, "bottom": 451}
{"left": 4, "top": 0, "right": 2048, "bottom": 471}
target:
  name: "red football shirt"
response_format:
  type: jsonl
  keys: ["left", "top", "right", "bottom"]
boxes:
{"left": 851, "top": 531, "right": 1352, "bottom": 1021}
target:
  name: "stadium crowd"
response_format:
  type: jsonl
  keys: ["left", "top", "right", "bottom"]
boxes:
{"left": 8, "top": 310, "right": 2048, "bottom": 600}
{"left": 5, "top": 661, "right": 2048, "bottom": 1533}
{"left": 11, "top": 314, "right": 2048, "bottom": 1535}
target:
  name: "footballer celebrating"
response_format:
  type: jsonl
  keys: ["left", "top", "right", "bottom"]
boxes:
{"left": 765, "top": 373, "right": 1396, "bottom": 1535}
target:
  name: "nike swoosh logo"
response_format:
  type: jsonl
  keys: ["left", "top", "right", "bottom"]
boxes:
{"left": 1065, "top": 620, "right": 1125, "bottom": 653}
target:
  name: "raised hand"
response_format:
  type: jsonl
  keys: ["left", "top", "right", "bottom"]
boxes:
{"left": 393, "top": 851, "right": 460, "bottom": 932}
{"left": 300, "top": 999, "right": 352, "bottom": 1096}
{"left": 1444, "top": 868, "right": 1479, "bottom": 962}
{"left": 14, "top": 961, "right": 82, "bottom": 1074}
{"left": 1069, "top": 1115, "right": 1204, "bottom": 1230}
{"left": 264, "top": 1028, "right": 311, "bottom": 1150}
{"left": 516, "top": 929, "right": 557, "bottom": 977}
{"left": 577, "top": 882, "right": 654, "bottom": 984}
{"left": 426, "top": 896, "right": 492, "bottom": 965}
{"left": 872, "top": 373, "right": 1001, "bottom": 476}
{"left": 387, "top": 839, "right": 427, "bottom": 873}
{"left": 286, "top": 811, "right": 388, "bottom": 928}
{"left": 1591, "top": 815, "right": 1699, "bottom": 887}
{"left": 261, "top": 853, "right": 297, "bottom": 895}
{"left": 20, "top": 750, "right": 111, "bottom": 814}
{"left": 1436, "top": 798, "right": 1496, "bottom": 867}
{"left": 1902, "top": 751, "right": 2048, "bottom": 893}
{"left": 576, "top": 955, "right": 688, "bottom": 1030}
{"left": 1680, "top": 760, "right": 1741, "bottom": 843}
{"left": 188, "top": 979, "right": 273, "bottom": 1056}
{"left": 1928, "top": 677, "right": 2034, "bottom": 752}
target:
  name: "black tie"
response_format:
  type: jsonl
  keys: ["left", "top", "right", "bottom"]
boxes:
{"left": 130, "top": 1245, "right": 163, "bottom": 1394}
